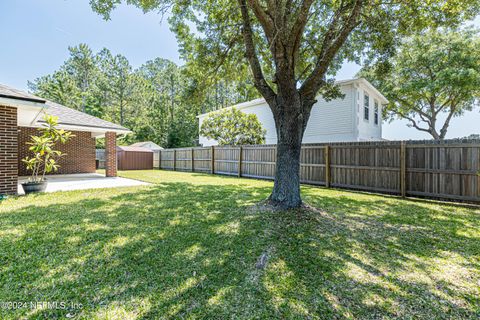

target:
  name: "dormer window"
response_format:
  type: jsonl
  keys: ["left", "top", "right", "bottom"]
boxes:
{"left": 364, "top": 94, "right": 369, "bottom": 121}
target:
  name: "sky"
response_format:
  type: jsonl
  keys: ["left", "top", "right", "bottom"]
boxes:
{"left": 0, "top": 0, "right": 479, "bottom": 140}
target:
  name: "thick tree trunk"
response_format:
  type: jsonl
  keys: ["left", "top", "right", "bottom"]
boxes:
{"left": 269, "top": 129, "right": 303, "bottom": 209}
{"left": 268, "top": 95, "right": 312, "bottom": 209}
{"left": 236, "top": 0, "right": 363, "bottom": 209}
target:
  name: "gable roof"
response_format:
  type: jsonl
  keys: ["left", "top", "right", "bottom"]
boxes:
{"left": 0, "top": 83, "right": 130, "bottom": 134}
{"left": 130, "top": 141, "right": 163, "bottom": 149}
{"left": 131, "top": 141, "right": 152, "bottom": 147}
{"left": 37, "top": 101, "right": 129, "bottom": 132}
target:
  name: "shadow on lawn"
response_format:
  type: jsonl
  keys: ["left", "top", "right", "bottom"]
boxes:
{"left": 0, "top": 182, "right": 478, "bottom": 319}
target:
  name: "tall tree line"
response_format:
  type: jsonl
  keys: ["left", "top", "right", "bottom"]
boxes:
{"left": 28, "top": 44, "right": 257, "bottom": 148}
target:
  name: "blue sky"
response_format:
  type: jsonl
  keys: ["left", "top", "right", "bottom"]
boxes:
{"left": 0, "top": 0, "right": 478, "bottom": 140}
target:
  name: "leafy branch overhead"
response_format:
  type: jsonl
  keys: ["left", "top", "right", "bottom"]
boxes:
{"left": 90, "top": 0, "right": 480, "bottom": 208}
{"left": 200, "top": 107, "right": 266, "bottom": 145}
{"left": 92, "top": 0, "right": 479, "bottom": 99}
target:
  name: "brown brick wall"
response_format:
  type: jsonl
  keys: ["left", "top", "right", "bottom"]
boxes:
{"left": 18, "top": 127, "right": 96, "bottom": 176}
{"left": 0, "top": 105, "right": 18, "bottom": 195}
{"left": 105, "top": 132, "right": 117, "bottom": 177}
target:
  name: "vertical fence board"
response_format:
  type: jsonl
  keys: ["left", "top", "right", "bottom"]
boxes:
{"left": 325, "top": 146, "right": 330, "bottom": 188}
{"left": 400, "top": 142, "right": 406, "bottom": 197}
{"left": 211, "top": 147, "right": 215, "bottom": 174}
{"left": 238, "top": 146, "right": 243, "bottom": 177}
{"left": 156, "top": 140, "right": 480, "bottom": 203}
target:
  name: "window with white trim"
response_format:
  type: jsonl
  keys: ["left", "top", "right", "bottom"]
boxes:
{"left": 374, "top": 100, "right": 379, "bottom": 125}
{"left": 364, "top": 94, "right": 369, "bottom": 121}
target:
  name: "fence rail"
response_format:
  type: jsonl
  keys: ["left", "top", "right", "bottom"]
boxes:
{"left": 154, "top": 140, "right": 480, "bottom": 203}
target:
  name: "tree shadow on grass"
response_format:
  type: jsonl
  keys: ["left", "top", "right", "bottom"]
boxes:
{"left": 266, "top": 210, "right": 478, "bottom": 319}
{"left": 0, "top": 182, "right": 478, "bottom": 319}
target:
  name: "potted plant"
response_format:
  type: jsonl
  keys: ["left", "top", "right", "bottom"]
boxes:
{"left": 21, "top": 114, "right": 73, "bottom": 194}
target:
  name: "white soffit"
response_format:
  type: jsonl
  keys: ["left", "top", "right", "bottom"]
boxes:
{"left": 0, "top": 97, "right": 46, "bottom": 126}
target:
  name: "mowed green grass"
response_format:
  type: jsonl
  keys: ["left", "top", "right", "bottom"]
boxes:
{"left": 0, "top": 170, "right": 479, "bottom": 319}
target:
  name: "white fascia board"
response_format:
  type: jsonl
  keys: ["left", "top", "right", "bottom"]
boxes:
{"left": 356, "top": 78, "right": 389, "bottom": 104}
{"left": 27, "top": 122, "right": 132, "bottom": 136}
{"left": 2, "top": 97, "right": 132, "bottom": 136}
{"left": 0, "top": 97, "right": 46, "bottom": 109}
{"left": 91, "top": 131, "right": 131, "bottom": 138}
{"left": 0, "top": 97, "right": 48, "bottom": 126}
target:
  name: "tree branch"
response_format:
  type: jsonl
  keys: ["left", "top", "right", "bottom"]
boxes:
{"left": 288, "top": 0, "right": 315, "bottom": 55}
{"left": 396, "top": 96, "right": 433, "bottom": 123}
{"left": 439, "top": 102, "right": 459, "bottom": 139}
{"left": 402, "top": 114, "right": 432, "bottom": 134}
{"left": 238, "top": 0, "right": 276, "bottom": 103}
{"left": 300, "top": 0, "right": 364, "bottom": 99}
{"left": 246, "top": 0, "right": 275, "bottom": 39}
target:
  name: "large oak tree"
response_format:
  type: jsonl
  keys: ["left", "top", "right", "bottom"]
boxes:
{"left": 90, "top": 0, "right": 479, "bottom": 209}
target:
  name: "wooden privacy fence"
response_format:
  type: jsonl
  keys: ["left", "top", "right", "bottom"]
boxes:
{"left": 153, "top": 151, "right": 160, "bottom": 168}
{"left": 96, "top": 149, "right": 106, "bottom": 169}
{"left": 117, "top": 147, "right": 153, "bottom": 170}
{"left": 155, "top": 140, "right": 480, "bottom": 203}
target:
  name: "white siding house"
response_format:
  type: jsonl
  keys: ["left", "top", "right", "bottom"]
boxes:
{"left": 198, "top": 78, "right": 388, "bottom": 146}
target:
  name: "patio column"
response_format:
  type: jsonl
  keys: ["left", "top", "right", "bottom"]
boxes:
{"left": 0, "top": 105, "right": 18, "bottom": 195}
{"left": 105, "top": 131, "right": 117, "bottom": 177}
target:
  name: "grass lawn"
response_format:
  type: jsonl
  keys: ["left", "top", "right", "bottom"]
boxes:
{"left": 0, "top": 170, "right": 479, "bottom": 319}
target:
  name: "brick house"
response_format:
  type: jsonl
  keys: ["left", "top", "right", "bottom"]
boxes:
{"left": 0, "top": 84, "right": 130, "bottom": 195}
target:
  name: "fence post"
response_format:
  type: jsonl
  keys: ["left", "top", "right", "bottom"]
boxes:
{"left": 400, "top": 141, "right": 406, "bottom": 197}
{"left": 238, "top": 146, "right": 243, "bottom": 177}
{"left": 477, "top": 146, "right": 480, "bottom": 200}
{"left": 173, "top": 149, "right": 176, "bottom": 171}
{"left": 325, "top": 145, "right": 330, "bottom": 188}
{"left": 191, "top": 148, "right": 195, "bottom": 172}
{"left": 211, "top": 146, "right": 215, "bottom": 174}
{"left": 158, "top": 150, "right": 162, "bottom": 169}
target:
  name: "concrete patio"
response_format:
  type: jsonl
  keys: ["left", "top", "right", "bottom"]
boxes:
{"left": 18, "top": 173, "right": 149, "bottom": 195}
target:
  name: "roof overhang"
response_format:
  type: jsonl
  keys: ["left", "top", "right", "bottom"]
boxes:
{"left": 0, "top": 85, "right": 131, "bottom": 136}
{"left": 32, "top": 121, "right": 132, "bottom": 137}
{"left": 1, "top": 97, "right": 131, "bottom": 136}
{"left": 350, "top": 78, "right": 389, "bottom": 105}
{"left": 0, "top": 96, "right": 46, "bottom": 110}
{"left": 0, "top": 94, "right": 45, "bottom": 104}
{"left": 0, "top": 97, "right": 47, "bottom": 126}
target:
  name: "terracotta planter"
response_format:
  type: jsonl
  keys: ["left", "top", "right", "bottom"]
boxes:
{"left": 21, "top": 181, "right": 48, "bottom": 194}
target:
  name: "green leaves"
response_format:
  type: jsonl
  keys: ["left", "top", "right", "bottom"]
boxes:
{"left": 29, "top": 42, "right": 258, "bottom": 149}
{"left": 200, "top": 107, "right": 266, "bottom": 145}
{"left": 361, "top": 28, "right": 480, "bottom": 139}
{"left": 90, "top": 0, "right": 480, "bottom": 93}
{"left": 22, "top": 114, "right": 74, "bottom": 182}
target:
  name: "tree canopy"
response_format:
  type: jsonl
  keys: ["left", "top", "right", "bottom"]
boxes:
{"left": 89, "top": 0, "right": 480, "bottom": 208}
{"left": 200, "top": 107, "right": 266, "bottom": 145}
{"left": 361, "top": 28, "right": 480, "bottom": 140}
{"left": 91, "top": 0, "right": 479, "bottom": 97}
{"left": 29, "top": 44, "right": 258, "bottom": 148}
